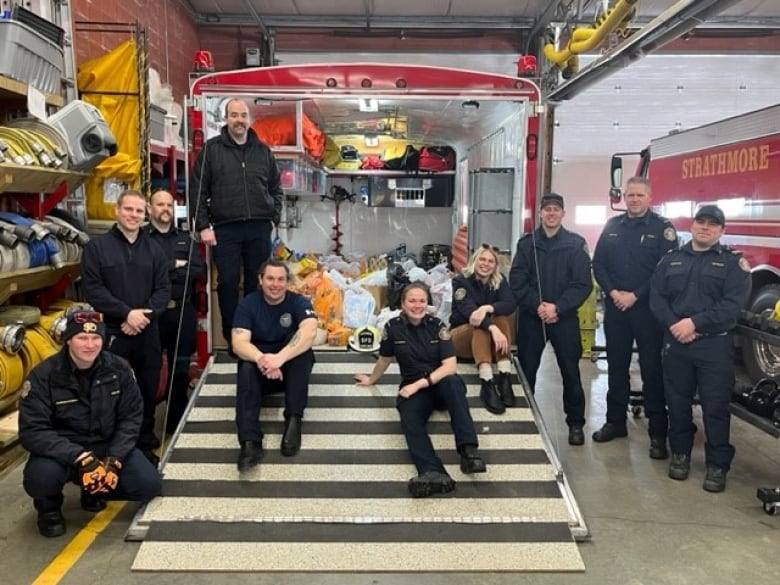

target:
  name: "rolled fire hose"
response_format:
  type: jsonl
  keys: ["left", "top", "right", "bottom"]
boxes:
{"left": 0, "top": 305, "right": 42, "bottom": 327}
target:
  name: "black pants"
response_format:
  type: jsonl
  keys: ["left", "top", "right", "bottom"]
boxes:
{"left": 23, "top": 448, "right": 162, "bottom": 513}
{"left": 396, "top": 374, "right": 479, "bottom": 475}
{"left": 159, "top": 302, "right": 197, "bottom": 433}
{"left": 235, "top": 350, "right": 315, "bottom": 443}
{"left": 106, "top": 324, "right": 162, "bottom": 451}
{"left": 516, "top": 311, "right": 586, "bottom": 427}
{"left": 662, "top": 333, "right": 735, "bottom": 471}
{"left": 212, "top": 219, "right": 272, "bottom": 341}
{"left": 603, "top": 300, "right": 667, "bottom": 436}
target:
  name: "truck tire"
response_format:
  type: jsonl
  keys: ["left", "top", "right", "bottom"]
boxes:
{"left": 742, "top": 284, "right": 780, "bottom": 382}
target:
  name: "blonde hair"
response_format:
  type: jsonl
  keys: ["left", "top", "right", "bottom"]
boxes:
{"left": 462, "top": 244, "right": 503, "bottom": 291}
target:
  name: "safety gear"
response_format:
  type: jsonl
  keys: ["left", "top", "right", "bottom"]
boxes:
{"left": 76, "top": 452, "right": 108, "bottom": 494}
{"left": 348, "top": 325, "right": 381, "bottom": 353}
{"left": 103, "top": 457, "right": 122, "bottom": 491}
{"left": 62, "top": 310, "right": 106, "bottom": 342}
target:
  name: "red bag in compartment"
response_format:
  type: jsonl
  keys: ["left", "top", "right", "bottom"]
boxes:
{"left": 418, "top": 146, "right": 456, "bottom": 172}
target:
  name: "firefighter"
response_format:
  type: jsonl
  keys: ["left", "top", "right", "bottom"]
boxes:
{"left": 354, "top": 283, "right": 486, "bottom": 498}
{"left": 650, "top": 205, "right": 751, "bottom": 492}
{"left": 145, "top": 189, "right": 204, "bottom": 434}
{"left": 591, "top": 176, "right": 678, "bottom": 459}
{"left": 509, "top": 192, "right": 593, "bottom": 446}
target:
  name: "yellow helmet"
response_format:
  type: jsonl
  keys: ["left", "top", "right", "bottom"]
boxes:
{"left": 348, "top": 325, "right": 381, "bottom": 353}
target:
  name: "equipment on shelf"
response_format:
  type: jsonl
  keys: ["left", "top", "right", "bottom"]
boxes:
{"left": 47, "top": 100, "right": 117, "bottom": 172}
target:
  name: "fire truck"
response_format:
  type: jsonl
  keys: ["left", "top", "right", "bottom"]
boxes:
{"left": 609, "top": 103, "right": 780, "bottom": 383}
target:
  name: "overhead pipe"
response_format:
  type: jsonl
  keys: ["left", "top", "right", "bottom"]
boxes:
{"left": 547, "top": 0, "right": 744, "bottom": 102}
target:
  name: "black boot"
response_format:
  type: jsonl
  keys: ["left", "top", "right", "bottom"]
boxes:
{"left": 237, "top": 440, "right": 263, "bottom": 471}
{"left": 480, "top": 379, "right": 506, "bottom": 414}
{"left": 459, "top": 445, "right": 487, "bottom": 474}
{"left": 408, "top": 471, "right": 456, "bottom": 498}
{"left": 494, "top": 372, "right": 516, "bottom": 407}
{"left": 281, "top": 415, "right": 302, "bottom": 456}
{"left": 37, "top": 509, "right": 66, "bottom": 538}
{"left": 648, "top": 436, "right": 669, "bottom": 460}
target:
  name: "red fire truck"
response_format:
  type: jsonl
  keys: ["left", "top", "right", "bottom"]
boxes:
{"left": 609, "top": 103, "right": 780, "bottom": 383}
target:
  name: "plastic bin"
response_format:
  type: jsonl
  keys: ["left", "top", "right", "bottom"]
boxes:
{"left": 0, "top": 19, "right": 64, "bottom": 94}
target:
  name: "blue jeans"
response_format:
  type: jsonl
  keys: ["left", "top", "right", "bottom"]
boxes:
{"left": 23, "top": 448, "right": 162, "bottom": 512}
{"left": 212, "top": 219, "right": 272, "bottom": 340}
{"left": 396, "top": 374, "right": 479, "bottom": 475}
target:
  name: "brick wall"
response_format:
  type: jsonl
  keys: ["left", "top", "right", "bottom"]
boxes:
{"left": 70, "top": 0, "right": 201, "bottom": 100}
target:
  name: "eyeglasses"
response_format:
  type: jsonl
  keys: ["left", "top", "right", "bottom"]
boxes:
{"left": 71, "top": 311, "right": 104, "bottom": 324}
{"left": 480, "top": 243, "right": 500, "bottom": 252}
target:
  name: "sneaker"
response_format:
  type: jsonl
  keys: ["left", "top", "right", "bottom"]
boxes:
{"left": 237, "top": 440, "right": 263, "bottom": 471}
{"left": 668, "top": 453, "right": 690, "bottom": 480}
{"left": 479, "top": 379, "right": 506, "bottom": 414}
{"left": 408, "top": 471, "right": 456, "bottom": 498}
{"left": 703, "top": 466, "right": 727, "bottom": 493}
{"left": 80, "top": 491, "right": 107, "bottom": 513}
{"left": 649, "top": 436, "right": 669, "bottom": 460}
{"left": 37, "top": 509, "right": 66, "bottom": 538}
{"left": 494, "top": 372, "right": 516, "bottom": 407}
{"left": 459, "top": 445, "right": 487, "bottom": 474}
{"left": 591, "top": 423, "right": 628, "bottom": 443}
{"left": 568, "top": 425, "right": 585, "bottom": 446}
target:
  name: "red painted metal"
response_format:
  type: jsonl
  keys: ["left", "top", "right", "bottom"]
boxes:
{"left": 12, "top": 181, "right": 69, "bottom": 219}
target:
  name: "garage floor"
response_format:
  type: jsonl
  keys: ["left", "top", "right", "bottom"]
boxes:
{"left": 1, "top": 346, "right": 778, "bottom": 585}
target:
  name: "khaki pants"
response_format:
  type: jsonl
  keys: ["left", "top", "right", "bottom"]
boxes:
{"left": 450, "top": 314, "right": 513, "bottom": 366}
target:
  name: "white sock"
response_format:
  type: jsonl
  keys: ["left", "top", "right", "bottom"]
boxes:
{"left": 478, "top": 364, "right": 493, "bottom": 381}
{"left": 497, "top": 359, "right": 512, "bottom": 374}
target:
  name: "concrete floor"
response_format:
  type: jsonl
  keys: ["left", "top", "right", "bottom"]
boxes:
{"left": 1, "top": 348, "right": 778, "bottom": 585}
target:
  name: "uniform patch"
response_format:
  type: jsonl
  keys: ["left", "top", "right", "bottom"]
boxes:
{"left": 738, "top": 257, "right": 750, "bottom": 272}
{"left": 454, "top": 287, "right": 466, "bottom": 301}
{"left": 280, "top": 313, "right": 292, "bottom": 328}
{"left": 664, "top": 227, "right": 677, "bottom": 241}
{"left": 20, "top": 380, "right": 31, "bottom": 399}
{"left": 438, "top": 327, "right": 451, "bottom": 340}
{"left": 381, "top": 328, "right": 388, "bottom": 341}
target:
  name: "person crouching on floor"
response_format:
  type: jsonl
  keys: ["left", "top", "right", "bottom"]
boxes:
{"left": 19, "top": 310, "right": 162, "bottom": 538}
{"left": 449, "top": 243, "right": 517, "bottom": 414}
{"left": 354, "top": 282, "right": 487, "bottom": 498}
{"left": 231, "top": 259, "right": 318, "bottom": 472}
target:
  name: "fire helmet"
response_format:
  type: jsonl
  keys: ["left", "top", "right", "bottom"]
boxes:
{"left": 348, "top": 325, "right": 382, "bottom": 353}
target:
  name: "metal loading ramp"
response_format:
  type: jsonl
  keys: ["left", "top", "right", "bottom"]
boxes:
{"left": 131, "top": 351, "right": 587, "bottom": 573}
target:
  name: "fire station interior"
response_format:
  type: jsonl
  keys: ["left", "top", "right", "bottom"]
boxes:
{"left": 1, "top": 0, "right": 779, "bottom": 583}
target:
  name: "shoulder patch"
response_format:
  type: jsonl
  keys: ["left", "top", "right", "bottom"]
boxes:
{"left": 454, "top": 287, "right": 467, "bottom": 301}
{"left": 664, "top": 227, "right": 677, "bottom": 241}
{"left": 438, "top": 327, "right": 451, "bottom": 341}
{"left": 738, "top": 257, "right": 750, "bottom": 272}
{"left": 20, "top": 380, "right": 31, "bottom": 399}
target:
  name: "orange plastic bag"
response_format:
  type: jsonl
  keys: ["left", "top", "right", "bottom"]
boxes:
{"left": 312, "top": 273, "right": 343, "bottom": 328}
{"left": 251, "top": 113, "right": 326, "bottom": 160}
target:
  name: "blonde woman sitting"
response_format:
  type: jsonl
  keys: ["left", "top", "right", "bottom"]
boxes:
{"left": 450, "top": 244, "right": 517, "bottom": 414}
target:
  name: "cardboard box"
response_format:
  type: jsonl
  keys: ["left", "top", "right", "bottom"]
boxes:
{"left": 361, "top": 284, "right": 388, "bottom": 314}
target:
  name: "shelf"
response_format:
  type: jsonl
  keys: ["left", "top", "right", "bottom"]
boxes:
{"left": 0, "top": 262, "right": 81, "bottom": 305}
{"left": 0, "top": 74, "right": 63, "bottom": 107}
{"left": 150, "top": 139, "right": 186, "bottom": 162}
{"left": 324, "top": 167, "right": 455, "bottom": 177}
{"left": 0, "top": 163, "right": 88, "bottom": 195}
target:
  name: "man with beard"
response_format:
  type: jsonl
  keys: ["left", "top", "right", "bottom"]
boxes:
{"left": 81, "top": 189, "right": 170, "bottom": 464}
{"left": 145, "top": 189, "right": 204, "bottom": 434}
{"left": 189, "top": 98, "right": 284, "bottom": 355}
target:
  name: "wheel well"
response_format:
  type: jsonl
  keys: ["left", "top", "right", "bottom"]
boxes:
{"left": 750, "top": 268, "right": 780, "bottom": 304}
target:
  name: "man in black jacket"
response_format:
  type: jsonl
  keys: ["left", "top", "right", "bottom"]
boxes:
{"left": 189, "top": 98, "right": 284, "bottom": 351}
{"left": 509, "top": 193, "right": 593, "bottom": 446}
{"left": 19, "top": 311, "right": 162, "bottom": 537}
{"left": 81, "top": 189, "right": 170, "bottom": 462}
{"left": 146, "top": 189, "right": 204, "bottom": 434}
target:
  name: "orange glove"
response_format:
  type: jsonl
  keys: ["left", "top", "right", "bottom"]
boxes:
{"left": 76, "top": 452, "right": 108, "bottom": 494}
{"left": 103, "top": 457, "right": 122, "bottom": 492}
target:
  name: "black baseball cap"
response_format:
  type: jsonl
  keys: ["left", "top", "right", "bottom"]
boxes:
{"left": 694, "top": 205, "right": 725, "bottom": 225}
{"left": 540, "top": 192, "right": 564, "bottom": 209}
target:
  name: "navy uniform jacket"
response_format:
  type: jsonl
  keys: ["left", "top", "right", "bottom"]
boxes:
{"left": 509, "top": 226, "right": 593, "bottom": 318}
{"left": 232, "top": 290, "right": 317, "bottom": 353}
{"left": 650, "top": 242, "right": 751, "bottom": 334}
{"left": 81, "top": 225, "right": 171, "bottom": 328}
{"left": 380, "top": 315, "right": 454, "bottom": 385}
{"left": 592, "top": 211, "right": 678, "bottom": 302}
{"left": 145, "top": 224, "right": 204, "bottom": 303}
{"left": 19, "top": 350, "right": 143, "bottom": 466}
{"left": 449, "top": 273, "right": 516, "bottom": 329}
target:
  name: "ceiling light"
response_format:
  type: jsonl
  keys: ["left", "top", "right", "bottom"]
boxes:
{"left": 358, "top": 98, "right": 378, "bottom": 112}
{"left": 364, "top": 134, "right": 379, "bottom": 147}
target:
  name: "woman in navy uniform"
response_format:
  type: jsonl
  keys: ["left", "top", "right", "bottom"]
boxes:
{"left": 450, "top": 244, "right": 517, "bottom": 414}
{"left": 355, "top": 283, "right": 486, "bottom": 497}
{"left": 650, "top": 205, "right": 751, "bottom": 492}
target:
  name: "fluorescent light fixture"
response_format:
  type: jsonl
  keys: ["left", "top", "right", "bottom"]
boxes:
{"left": 364, "top": 134, "right": 379, "bottom": 147}
{"left": 358, "top": 98, "right": 379, "bottom": 112}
